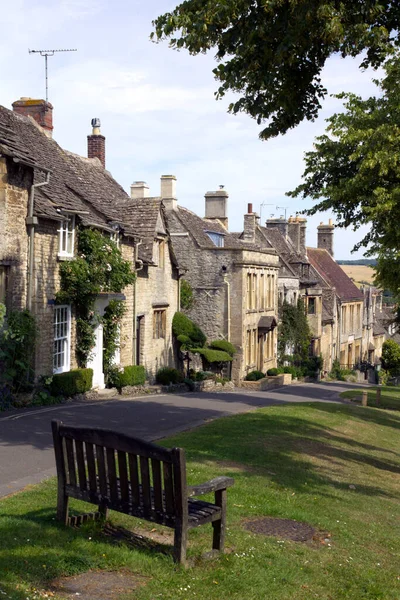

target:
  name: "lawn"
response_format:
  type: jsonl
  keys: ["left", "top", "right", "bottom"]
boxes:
{"left": 1, "top": 402, "right": 400, "bottom": 599}
{"left": 340, "top": 386, "right": 400, "bottom": 410}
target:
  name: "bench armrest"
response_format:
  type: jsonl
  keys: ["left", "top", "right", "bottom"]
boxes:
{"left": 187, "top": 476, "right": 234, "bottom": 497}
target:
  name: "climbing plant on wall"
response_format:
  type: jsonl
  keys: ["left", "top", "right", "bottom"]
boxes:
{"left": 57, "top": 227, "right": 135, "bottom": 367}
{"left": 278, "top": 299, "right": 312, "bottom": 365}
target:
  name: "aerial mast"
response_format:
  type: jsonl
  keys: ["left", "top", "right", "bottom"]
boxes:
{"left": 29, "top": 48, "right": 77, "bottom": 102}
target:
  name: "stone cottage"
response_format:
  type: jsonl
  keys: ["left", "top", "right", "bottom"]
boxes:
{"left": 0, "top": 98, "right": 178, "bottom": 386}
{"left": 161, "top": 181, "right": 280, "bottom": 383}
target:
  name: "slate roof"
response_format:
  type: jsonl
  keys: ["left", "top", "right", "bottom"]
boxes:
{"left": 307, "top": 248, "right": 363, "bottom": 302}
{"left": 0, "top": 105, "right": 134, "bottom": 233}
{"left": 117, "top": 197, "right": 163, "bottom": 263}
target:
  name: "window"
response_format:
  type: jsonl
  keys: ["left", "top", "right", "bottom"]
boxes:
{"left": 251, "top": 329, "right": 257, "bottom": 364}
{"left": 53, "top": 305, "right": 71, "bottom": 374}
{"left": 110, "top": 231, "right": 120, "bottom": 247}
{"left": 247, "top": 273, "right": 252, "bottom": 309}
{"left": 252, "top": 273, "right": 257, "bottom": 309}
{"left": 259, "top": 274, "right": 265, "bottom": 309}
{"left": 350, "top": 305, "right": 355, "bottom": 331}
{"left": 58, "top": 216, "right": 75, "bottom": 257}
{"left": 155, "top": 239, "right": 165, "bottom": 268}
{"left": 342, "top": 306, "right": 347, "bottom": 334}
{"left": 246, "top": 329, "right": 252, "bottom": 365}
{"left": 356, "top": 304, "right": 361, "bottom": 329}
{"left": 153, "top": 309, "right": 166, "bottom": 339}
{"left": 206, "top": 231, "right": 224, "bottom": 247}
{"left": 0, "top": 266, "right": 9, "bottom": 306}
{"left": 308, "top": 297, "right": 316, "bottom": 315}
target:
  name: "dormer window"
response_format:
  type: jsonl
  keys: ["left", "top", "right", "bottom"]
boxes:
{"left": 58, "top": 215, "right": 75, "bottom": 257}
{"left": 206, "top": 231, "right": 224, "bottom": 247}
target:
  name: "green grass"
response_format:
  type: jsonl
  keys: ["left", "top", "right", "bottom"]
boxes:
{"left": 1, "top": 403, "right": 400, "bottom": 599}
{"left": 340, "top": 386, "right": 400, "bottom": 410}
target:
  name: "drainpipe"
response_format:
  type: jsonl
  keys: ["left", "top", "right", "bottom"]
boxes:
{"left": 132, "top": 240, "right": 143, "bottom": 365}
{"left": 222, "top": 273, "right": 231, "bottom": 342}
{"left": 26, "top": 172, "right": 51, "bottom": 311}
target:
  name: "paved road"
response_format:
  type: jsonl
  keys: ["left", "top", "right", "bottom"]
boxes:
{"left": 0, "top": 381, "right": 360, "bottom": 498}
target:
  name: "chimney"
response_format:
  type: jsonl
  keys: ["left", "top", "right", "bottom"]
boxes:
{"left": 317, "top": 219, "right": 335, "bottom": 256}
{"left": 298, "top": 217, "right": 307, "bottom": 254}
{"left": 204, "top": 187, "right": 229, "bottom": 229}
{"left": 161, "top": 175, "right": 177, "bottom": 210}
{"left": 243, "top": 203, "right": 257, "bottom": 243}
{"left": 130, "top": 181, "right": 150, "bottom": 199}
{"left": 87, "top": 118, "right": 105, "bottom": 168}
{"left": 287, "top": 216, "right": 301, "bottom": 252}
{"left": 265, "top": 216, "right": 288, "bottom": 239}
{"left": 12, "top": 98, "right": 53, "bottom": 137}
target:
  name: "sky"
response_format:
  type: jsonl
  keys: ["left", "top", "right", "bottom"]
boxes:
{"left": 0, "top": 0, "right": 383, "bottom": 259}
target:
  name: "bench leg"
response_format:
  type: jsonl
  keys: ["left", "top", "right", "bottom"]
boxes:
{"left": 57, "top": 490, "right": 70, "bottom": 526}
{"left": 174, "top": 521, "right": 187, "bottom": 565}
{"left": 212, "top": 489, "right": 226, "bottom": 552}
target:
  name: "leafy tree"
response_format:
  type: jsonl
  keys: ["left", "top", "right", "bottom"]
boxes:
{"left": 288, "top": 55, "right": 400, "bottom": 304}
{"left": 381, "top": 339, "right": 400, "bottom": 376}
{"left": 152, "top": 0, "right": 399, "bottom": 139}
{"left": 278, "top": 299, "right": 312, "bottom": 365}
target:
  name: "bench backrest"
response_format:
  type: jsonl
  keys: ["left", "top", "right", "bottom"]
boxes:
{"left": 52, "top": 420, "right": 187, "bottom": 526}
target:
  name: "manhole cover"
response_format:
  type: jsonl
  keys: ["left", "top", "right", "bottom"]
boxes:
{"left": 244, "top": 517, "right": 316, "bottom": 542}
{"left": 51, "top": 570, "right": 143, "bottom": 600}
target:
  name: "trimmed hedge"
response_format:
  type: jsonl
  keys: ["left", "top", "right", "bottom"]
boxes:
{"left": 245, "top": 370, "right": 265, "bottom": 381}
{"left": 51, "top": 368, "right": 93, "bottom": 397}
{"left": 267, "top": 368, "right": 279, "bottom": 376}
{"left": 195, "top": 348, "right": 233, "bottom": 363}
{"left": 172, "top": 312, "right": 206, "bottom": 349}
{"left": 156, "top": 367, "right": 184, "bottom": 385}
{"left": 118, "top": 365, "right": 146, "bottom": 388}
{"left": 209, "top": 340, "right": 236, "bottom": 357}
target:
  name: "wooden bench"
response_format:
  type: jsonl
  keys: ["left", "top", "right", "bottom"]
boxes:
{"left": 52, "top": 420, "right": 234, "bottom": 564}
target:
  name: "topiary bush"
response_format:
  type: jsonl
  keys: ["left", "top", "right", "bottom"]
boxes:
{"left": 51, "top": 368, "right": 93, "bottom": 397}
{"left": 267, "top": 368, "right": 279, "bottom": 376}
{"left": 117, "top": 365, "right": 146, "bottom": 388}
{"left": 172, "top": 312, "right": 206, "bottom": 349}
{"left": 156, "top": 367, "right": 184, "bottom": 385}
{"left": 195, "top": 348, "right": 233, "bottom": 363}
{"left": 209, "top": 340, "right": 236, "bottom": 356}
{"left": 245, "top": 370, "right": 265, "bottom": 381}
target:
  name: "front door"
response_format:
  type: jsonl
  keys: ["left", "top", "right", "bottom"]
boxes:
{"left": 257, "top": 334, "right": 264, "bottom": 372}
{"left": 87, "top": 322, "right": 105, "bottom": 389}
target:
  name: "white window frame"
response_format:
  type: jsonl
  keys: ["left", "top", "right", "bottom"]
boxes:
{"left": 58, "top": 215, "right": 75, "bottom": 258}
{"left": 53, "top": 305, "right": 71, "bottom": 374}
{"left": 110, "top": 231, "right": 120, "bottom": 248}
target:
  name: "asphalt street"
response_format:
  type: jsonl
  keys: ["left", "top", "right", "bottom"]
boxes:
{"left": 0, "top": 381, "right": 360, "bottom": 498}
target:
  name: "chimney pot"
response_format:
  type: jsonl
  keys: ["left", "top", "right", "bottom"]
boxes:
{"left": 12, "top": 98, "right": 53, "bottom": 137}
{"left": 248, "top": 203, "right": 253, "bottom": 214}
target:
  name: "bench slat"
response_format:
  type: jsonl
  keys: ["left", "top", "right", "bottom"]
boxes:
{"left": 163, "top": 461, "right": 175, "bottom": 516}
{"left": 140, "top": 456, "right": 152, "bottom": 516}
{"left": 118, "top": 451, "right": 129, "bottom": 504}
{"left": 128, "top": 453, "right": 140, "bottom": 506}
{"left": 86, "top": 442, "right": 97, "bottom": 494}
{"left": 59, "top": 425, "right": 173, "bottom": 463}
{"left": 75, "top": 440, "right": 87, "bottom": 491}
{"left": 106, "top": 448, "right": 119, "bottom": 504}
{"left": 151, "top": 459, "right": 163, "bottom": 513}
{"left": 65, "top": 437, "right": 76, "bottom": 486}
{"left": 96, "top": 445, "right": 108, "bottom": 497}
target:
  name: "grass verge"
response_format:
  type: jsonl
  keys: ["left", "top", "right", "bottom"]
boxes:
{"left": 1, "top": 402, "right": 400, "bottom": 599}
{"left": 340, "top": 385, "right": 400, "bottom": 410}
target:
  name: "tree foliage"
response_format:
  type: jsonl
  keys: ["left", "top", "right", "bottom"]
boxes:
{"left": 278, "top": 300, "right": 312, "bottom": 364}
{"left": 381, "top": 339, "right": 400, "bottom": 375}
{"left": 288, "top": 54, "right": 400, "bottom": 302}
{"left": 152, "top": 0, "right": 399, "bottom": 139}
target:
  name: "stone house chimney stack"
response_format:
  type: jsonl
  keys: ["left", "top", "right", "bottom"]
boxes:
{"left": 243, "top": 204, "right": 257, "bottom": 243}
{"left": 204, "top": 188, "right": 229, "bottom": 229}
{"left": 12, "top": 98, "right": 53, "bottom": 137}
{"left": 130, "top": 181, "right": 150, "bottom": 199}
{"left": 299, "top": 217, "right": 307, "bottom": 254}
{"left": 287, "top": 216, "right": 301, "bottom": 252}
{"left": 87, "top": 118, "right": 105, "bottom": 168}
{"left": 265, "top": 216, "right": 288, "bottom": 239}
{"left": 317, "top": 219, "right": 335, "bottom": 256}
{"left": 161, "top": 175, "right": 177, "bottom": 210}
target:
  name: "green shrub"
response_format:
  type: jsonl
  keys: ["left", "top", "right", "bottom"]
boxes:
{"left": 245, "top": 370, "right": 265, "bottom": 381}
{"left": 183, "top": 377, "right": 195, "bottom": 391}
{"left": 156, "top": 367, "right": 184, "bottom": 385}
{"left": 209, "top": 340, "right": 236, "bottom": 356}
{"left": 195, "top": 348, "right": 233, "bottom": 363}
{"left": 51, "top": 368, "right": 93, "bottom": 397}
{"left": 283, "top": 366, "right": 298, "bottom": 377}
{"left": 267, "top": 368, "right": 279, "bottom": 376}
{"left": 172, "top": 312, "right": 206, "bottom": 349}
{"left": 180, "top": 279, "right": 194, "bottom": 310}
{"left": 117, "top": 365, "right": 146, "bottom": 388}
{"left": 0, "top": 309, "right": 37, "bottom": 392}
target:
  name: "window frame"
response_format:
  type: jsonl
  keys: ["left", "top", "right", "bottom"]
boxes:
{"left": 53, "top": 305, "right": 71, "bottom": 374}
{"left": 153, "top": 309, "right": 166, "bottom": 339}
{"left": 57, "top": 215, "right": 75, "bottom": 258}
{"left": 307, "top": 297, "right": 316, "bottom": 315}
{"left": 205, "top": 231, "right": 224, "bottom": 247}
